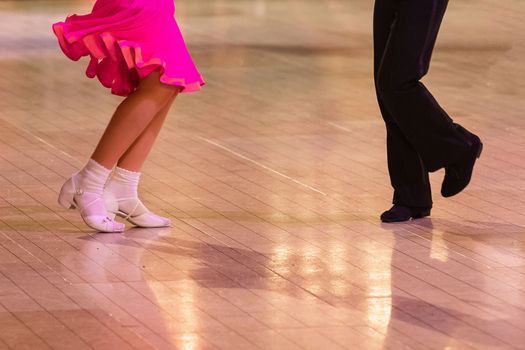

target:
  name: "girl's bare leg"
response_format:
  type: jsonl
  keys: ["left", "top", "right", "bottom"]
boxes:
{"left": 59, "top": 70, "right": 180, "bottom": 232}
{"left": 102, "top": 73, "right": 181, "bottom": 228}
{"left": 117, "top": 91, "right": 178, "bottom": 171}
{"left": 91, "top": 70, "right": 179, "bottom": 169}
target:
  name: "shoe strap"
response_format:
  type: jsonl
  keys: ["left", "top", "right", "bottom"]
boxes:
{"left": 75, "top": 192, "right": 114, "bottom": 222}
{"left": 110, "top": 196, "right": 150, "bottom": 219}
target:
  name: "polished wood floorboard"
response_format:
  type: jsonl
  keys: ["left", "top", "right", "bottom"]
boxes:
{"left": 1, "top": 0, "right": 525, "bottom": 349}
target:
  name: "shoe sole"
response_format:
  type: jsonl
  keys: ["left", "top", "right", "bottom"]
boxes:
{"left": 381, "top": 209, "right": 431, "bottom": 223}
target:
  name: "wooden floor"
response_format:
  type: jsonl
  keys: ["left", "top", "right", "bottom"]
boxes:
{"left": 1, "top": 0, "right": 525, "bottom": 349}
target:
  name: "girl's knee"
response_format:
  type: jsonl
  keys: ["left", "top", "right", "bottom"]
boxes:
{"left": 139, "top": 72, "right": 180, "bottom": 99}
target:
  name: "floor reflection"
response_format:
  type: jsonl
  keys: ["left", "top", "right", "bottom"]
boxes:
{"left": 382, "top": 218, "right": 525, "bottom": 349}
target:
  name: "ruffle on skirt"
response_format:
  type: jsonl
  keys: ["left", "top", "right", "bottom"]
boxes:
{"left": 52, "top": 0, "right": 204, "bottom": 96}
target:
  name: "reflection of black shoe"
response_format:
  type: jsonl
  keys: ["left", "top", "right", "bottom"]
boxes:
{"left": 441, "top": 134, "right": 483, "bottom": 198}
{"left": 380, "top": 205, "right": 431, "bottom": 223}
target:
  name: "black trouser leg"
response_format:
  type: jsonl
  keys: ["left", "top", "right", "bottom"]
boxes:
{"left": 374, "top": 0, "right": 432, "bottom": 207}
{"left": 374, "top": 0, "right": 472, "bottom": 207}
{"left": 379, "top": 98, "right": 433, "bottom": 207}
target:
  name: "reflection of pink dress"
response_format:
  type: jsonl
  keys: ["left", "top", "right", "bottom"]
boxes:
{"left": 53, "top": 0, "right": 204, "bottom": 96}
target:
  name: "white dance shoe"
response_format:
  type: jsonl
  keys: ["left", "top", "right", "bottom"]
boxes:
{"left": 104, "top": 167, "right": 171, "bottom": 228}
{"left": 104, "top": 192, "right": 172, "bottom": 228}
{"left": 58, "top": 173, "right": 126, "bottom": 233}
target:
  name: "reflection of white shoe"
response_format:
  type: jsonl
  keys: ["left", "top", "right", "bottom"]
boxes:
{"left": 104, "top": 167, "right": 171, "bottom": 228}
{"left": 58, "top": 174, "right": 126, "bottom": 233}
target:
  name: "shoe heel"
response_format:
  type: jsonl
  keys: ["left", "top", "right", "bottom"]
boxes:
{"left": 417, "top": 209, "right": 431, "bottom": 219}
{"left": 477, "top": 142, "right": 483, "bottom": 159}
{"left": 58, "top": 178, "right": 76, "bottom": 210}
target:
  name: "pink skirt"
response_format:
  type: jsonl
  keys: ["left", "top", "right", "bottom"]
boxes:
{"left": 53, "top": 0, "right": 204, "bottom": 96}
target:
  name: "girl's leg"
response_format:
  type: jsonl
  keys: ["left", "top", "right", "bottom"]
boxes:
{"left": 60, "top": 70, "right": 179, "bottom": 232}
{"left": 117, "top": 91, "right": 178, "bottom": 171}
{"left": 91, "top": 70, "right": 179, "bottom": 169}
{"left": 104, "top": 92, "right": 179, "bottom": 228}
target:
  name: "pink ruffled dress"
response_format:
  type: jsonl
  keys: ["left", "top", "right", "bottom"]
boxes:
{"left": 53, "top": 0, "right": 204, "bottom": 96}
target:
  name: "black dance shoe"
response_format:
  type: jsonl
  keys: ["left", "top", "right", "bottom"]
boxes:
{"left": 441, "top": 134, "right": 483, "bottom": 198}
{"left": 380, "top": 205, "right": 431, "bottom": 223}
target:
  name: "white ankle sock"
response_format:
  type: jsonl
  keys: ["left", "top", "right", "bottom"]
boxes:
{"left": 105, "top": 167, "right": 149, "bottom": 215}
{"left": 104, "top": 167, "right": 171, "bottom": 227}
{"left": 74, "top": 159, "right": 115, "bottom": 220}
{"left": 78, "top": 159, "right": 112, "bottom": 195}
{"left": 57, "top": 158, "right": 125, "bottom": 232}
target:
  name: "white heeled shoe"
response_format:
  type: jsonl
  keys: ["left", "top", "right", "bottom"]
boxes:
{"left": 58, "top": 174, "right": 126, "bottom": 233}
{"left": 104, "top": 191, "right": 171, "bottom": 228}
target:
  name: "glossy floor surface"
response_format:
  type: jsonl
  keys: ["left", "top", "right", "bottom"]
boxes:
{"left": 1, "top": 0, "right": 525, "bottom": 349}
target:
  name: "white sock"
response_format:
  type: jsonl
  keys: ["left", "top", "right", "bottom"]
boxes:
{"left": 105, "top": 167, "right": 149, "bottom": 215}
{"left": 75, "top": 159, "right": 113, "bottom": 218}
{"left": 78, "top": 159, "right": 112, "bottom": 195}
{"left": 105, "top": 167, "right": 171, "bottom": 227}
